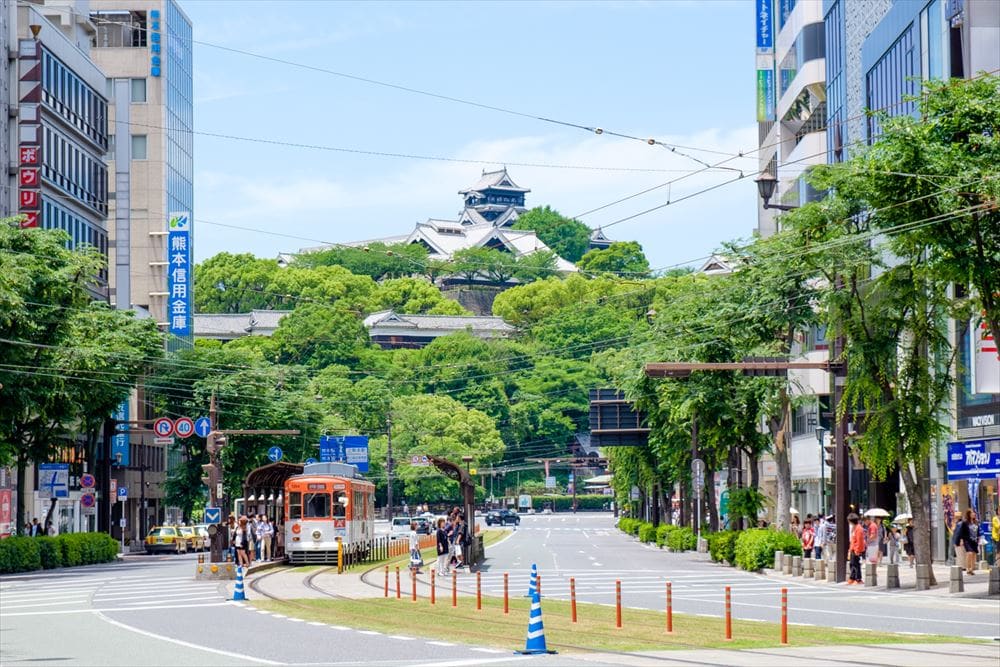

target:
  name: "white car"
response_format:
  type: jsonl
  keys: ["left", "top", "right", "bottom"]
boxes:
{"left": 390, "top": 516, "right": 412, "bottom": 539}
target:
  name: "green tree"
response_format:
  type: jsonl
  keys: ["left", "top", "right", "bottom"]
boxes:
{"left": 514, "top": 250, "right": 560, "bottom": 283}
{"left": 269, "top": 303, "right": 370, "bottom": 368}
{"left": 368, "top": 277, "right": 467, "bottom": 315}
{"left": 512, "top": 206, "right": 592, "bottom": 263}
{"left": 577, "top": 241, "right": 651, "bottom": 277}
{"left": 0, "top": 222, "right": 163, "bottom": 533}
{"left": 293, "top": 242, "right": 428, "bottom": 280}
{"left": 193, "top": 252, "right": 279, "bottom": 313}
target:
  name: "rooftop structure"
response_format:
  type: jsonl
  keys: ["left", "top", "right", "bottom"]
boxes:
{"left": 194, "top": 310, "right": 291, "bottom": 341}
{"left": 364, "top": 310, "right": 516, "bottom": 349}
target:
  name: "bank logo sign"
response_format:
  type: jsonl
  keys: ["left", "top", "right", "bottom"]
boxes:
{"left": 168, "top": 212, "right": 192, "bottom": 336}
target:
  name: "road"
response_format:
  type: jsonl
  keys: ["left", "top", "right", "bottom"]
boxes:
{"left": 481, "top": 513, "right": 1000, "bottom": 639}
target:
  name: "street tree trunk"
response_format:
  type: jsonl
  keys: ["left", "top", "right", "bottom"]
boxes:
{"left": 747, "top": 447, "right": 760, "bottom": 491}
{"left": 705, "top": 470, "right": 719, "bottom": 531}
{"left": 900, "top": 458, "right": 937, "bottom": 587}
{"left": 770, "top": 388, "right": 793, "bottom": 532}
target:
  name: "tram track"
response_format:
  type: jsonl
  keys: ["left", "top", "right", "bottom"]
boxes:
{"left": 241, "top": 560, "right": 916, "bottom": 666}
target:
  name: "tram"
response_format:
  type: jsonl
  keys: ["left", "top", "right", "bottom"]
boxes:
{"left": 284, "top": 462, "right": 375, "bottom": 565}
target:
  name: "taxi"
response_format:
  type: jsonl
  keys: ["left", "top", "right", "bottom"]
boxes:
{"left": 178, "top": 525, "right": 207, "bottom": 552}
{"left": 144, "top": 526, "right": 188, "bottom": 554}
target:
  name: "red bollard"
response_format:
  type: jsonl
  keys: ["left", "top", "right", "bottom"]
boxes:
{"left": 666, "top": 581, "right": 673, "bottom": 634}
{"left": 615, "top": 579, "right": 622, "bottom": 629}
{"left": 503, "top": 572, "right": 509, "bottom": 615}
{"left": 781, "top": 587, "right": 788, "bottom": 645}
{"left": 396, "top": 566, "right": 401, "bottom": 599}
{"left": 476, "top": 571, "right": 482, "bottom": 611}
{"left": 452, "top": 571, "right": 457, "bottom": 607}
{"left": 725, "top": 586, "right": 732, "bottom": 640}
{"left": 384, "top": 565, "right": 389, "bottom": 598}
{"left": 570, "top": 577, "right": 577, "bottom": 623}
{"left": 537, "top": 573, "right": 542, "bottom": 597}
{"left": 430, "top": 569, "right": 436, "bottom": 605}
{"left": 411, "top": 569, "right": 417, "bottom": 603}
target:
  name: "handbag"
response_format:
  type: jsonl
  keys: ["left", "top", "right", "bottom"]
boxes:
{"left": 410, "top": 549, "right": 423, "bottom": 567}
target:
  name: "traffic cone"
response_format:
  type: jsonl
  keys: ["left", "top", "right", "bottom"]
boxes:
{"left": 524, "top": 563, "right": 538, "bottom": 598}
{"left": 517, "top": 590, "right": 556, "bottom": 654}
{"left": 233, "top": 566, "right": 246, "bottom": 601}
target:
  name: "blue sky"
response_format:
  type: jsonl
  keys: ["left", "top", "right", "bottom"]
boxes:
{"left": 186, "top": 0, "right": 758, "bottom": 270}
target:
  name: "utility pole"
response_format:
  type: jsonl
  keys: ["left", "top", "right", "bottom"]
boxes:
{"left": 832, "top": 303, "right": 850, "bottom": 584}
{"left": 386, "top": 413, "right": 393, "bottom": 521}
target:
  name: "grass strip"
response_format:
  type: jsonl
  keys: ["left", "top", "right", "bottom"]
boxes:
{"left": 351, "top": 529, "right": 510, "bottom": 572}
{"left": 251, "top": 594, "right": 970, "bottom": 653}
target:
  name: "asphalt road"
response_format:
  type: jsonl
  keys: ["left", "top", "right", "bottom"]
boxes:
{"left": 481, "top": 513, "right": 1000, "bottom": 639}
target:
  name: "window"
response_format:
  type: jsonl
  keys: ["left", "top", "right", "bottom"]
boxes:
{"left": 304, "top": 493, "right": 331, "bottom": 518}
{"left": 130, "top": 78, "right": 146, "bottom": 102}
{"left": 334, "top": 491, "right": 347, "bottom": 518}
{"left": 288, "top": 491, "right": 302, "bottom": 520}
{"left": 131, "top": 134, "right": 147, "bottom": 160}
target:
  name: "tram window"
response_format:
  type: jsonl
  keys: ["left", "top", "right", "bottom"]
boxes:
{"left": 288, "top": 492, "right": 302, "bottom": 520}
{"left": 333, "top": 491, "right": 347, "bottom": 518}
{"left": 304, "top": 493, "right": 331, "bottom": 518}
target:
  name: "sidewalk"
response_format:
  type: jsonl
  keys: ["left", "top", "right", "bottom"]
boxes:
{"left": 764, "top": 558, "right": 999, "bottom": 598}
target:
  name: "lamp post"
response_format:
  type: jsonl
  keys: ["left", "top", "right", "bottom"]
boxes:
{"left": 754, "top": 173, "right": 799, "bottom": 211}
{"left": 815, "top": 426, "right": 828, "bottom": 516}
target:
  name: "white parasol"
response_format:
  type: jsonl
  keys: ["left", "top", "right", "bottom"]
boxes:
{"left": 863, "top": 508, "right": 890, "bottom": 518}
{"left": 893, "top": 513, "right": 912, "bottom": 522}
{"left": 789, "top": 507, "right": 799, "bottom": 515}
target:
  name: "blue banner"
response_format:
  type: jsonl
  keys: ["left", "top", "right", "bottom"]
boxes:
{"left": 112, "top": 400, "right": 129, "bottom": 467}
{"left": 947, "top": 439, "right": 1000, "bottom": 480}
{"left": 319, "top": 435, "right": 369, "bottom": 474}
{"left": 167, "top": 212, "right": 191, "bottom": 337}
{"left": 756, "top": 0, "right": 774, "bottom": 52}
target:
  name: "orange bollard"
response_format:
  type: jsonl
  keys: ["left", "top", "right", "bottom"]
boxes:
{"left": 725, "top": 586, "right": 732, "bottom": 640}
{"left": 666, "top": 581, "right": 673, "bottom": 634}
{"left": 396, "top": 566, "right": 401, "bottom": 599}
{"left": 476, "top": 571, "right": 482, "bottom": 611}
{"left": 615, "top": 579, "right": 622, "bottom": 629}
{"left": 503, "top": 572, "right": 509, "bottom": 615}
{"left": 537, "top": 573, "right": 541, "bottom": 597}
{"left": 411, "top": 569, "right": 417, "bottom": 603}
{"left": 781, "top": 587, "right": 788, "bottom": 645}
{"left": 452, "top": 571, "right": 457, "bottom": 607}
{"left": 570, "top": 577, "right": 577, "bottom": 623}
{"left": 384, "top": 565, "right": 389, "bottom": 598}
{"left": 431, "top": 569, "right": 436, "bottom": 605}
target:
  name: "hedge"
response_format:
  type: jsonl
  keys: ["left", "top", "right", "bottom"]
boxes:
{"left": 638, "top": 522, "right": 657, "bottom": 543}
{"left": 531, "top": 495, "right": 611, "bottom": 511}
{"left": 0, "top": 533, "right": 119, "bottom": 574}
{"left": 667, "top": 526, "right": 696, "bottom": 551}
{"left": 734, "top": 528, "right": 802, "bottom": 572}
{"left": 617, "top": 518, "right": 641, "bottom": 536}
{"left": 706, "top": 530, "right": 739, "bottom": 565}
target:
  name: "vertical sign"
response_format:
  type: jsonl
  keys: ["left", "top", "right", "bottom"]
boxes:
{"left": 112, "top": 400, "right": 130, "bottom": 467}
{"left": 168, "top": 212, "right": 191, "bottom": 336}
{"left": 17, "top": 39, "right": 43, "bottom": 229}
{"left": 756, "top": 69, "right": 776, "bottom": 122}
{"left": 972, "top": 316, "right": 999, "bottom": 394}
{"left": 150, "top": 8, "right": 162, "bottom": 76}
{"left": 756, "top": 0, "right": 774, "bottom": 52}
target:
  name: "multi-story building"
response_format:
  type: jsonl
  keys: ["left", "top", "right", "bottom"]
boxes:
{"left": 755, "top": 0, "right": 828, "bottom": 237}
{"left": 89, "top": 0, "right": 194, "bottom": 538}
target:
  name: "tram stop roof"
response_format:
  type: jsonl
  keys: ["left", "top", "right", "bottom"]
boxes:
{"left": 243, "top": 461, "right": 305, "bottom": 492}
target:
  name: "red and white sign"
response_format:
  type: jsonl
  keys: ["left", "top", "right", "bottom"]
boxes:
{"left": 19, "top": 146, "right": 39, "bottom": 165}
{"left": 19, "top": 190, "right": 39, "bottom": 209}
{"left": 19, "top": 168, "right": 39, "bottom": 187}
{"left": 973, "top": 315, "right": 999, "bottom": 394}
{"left": 17, "top": 40, "right": 43, "bottom": 229}
{"left": 19, "top": 212, "right": 39, "bottom": 229}
{"left": 174, "top": 417, "right": 195, "bottom": 438}
{"left": 152, "top": 417, "right": 174, "bottom": 437}
{"left": 80, "top": 473, "right": 96, "bottom": 489}
{"left": 110, "top": 478, "right": 117, "bottom": 498}
{"left": 0, "top": 489, "right": 11, "bottom": 538}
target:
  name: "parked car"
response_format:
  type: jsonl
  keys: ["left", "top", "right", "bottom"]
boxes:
{"left": 144, "top": 526, "right": 188, "bottom": 554}
{"left": 412, "top": 516, "right": 432, "bottom": 535}
{"left": 390, "top": 516, "right": 413, "bottom": 539}
{"left": 485, "top": 509, "right": 520, "bottom": 526}
{"left": 178, "top": 525, "right": 207, "bottom": 552}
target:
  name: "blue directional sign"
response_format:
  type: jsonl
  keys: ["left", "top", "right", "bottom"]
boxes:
{"left": 204, "top": 507, "right": 222, "bottom": 525}
{"left": 117, "top": 486, "right": 128, "bottom": 501}
{"left": 194, "top": 416, "right": 211, "bottom": 438}
{"left": 305, "top": 458, "right": 317, "bottom": 465}
{"left": 38, "top": 463, "right": 69, "bottom": 499}
{"left": 267, "top": 446, "right": 283, "bottom": 463}
{"left": 319, "top": 435, "right": 369, "bottom": 473}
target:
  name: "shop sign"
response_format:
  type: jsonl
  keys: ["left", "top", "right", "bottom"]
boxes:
{"left": 972, "top": 315, "right": 999, "bottom": 394}
{"left": 946, "top": 439, "right": 1000, "bottom": 480}
{"left": 756, "top": 0, "right": 774, "bottom": 52}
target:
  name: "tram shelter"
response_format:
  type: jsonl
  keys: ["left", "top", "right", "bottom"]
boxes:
{"left": 241, "top": 462, "right": 304, "bottom": 559}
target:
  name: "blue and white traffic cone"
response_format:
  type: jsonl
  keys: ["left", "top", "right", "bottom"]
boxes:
{"left": 517, "top": 589, "right": 556, "bottom": 654}
{"left": 233, "top": 566, "right": 246, "bottom": 601}
{"left": 524, "top": 563, "right": 538, "bottom": 598}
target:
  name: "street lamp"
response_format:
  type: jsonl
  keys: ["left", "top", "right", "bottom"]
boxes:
{"left": 755, "top": 173, "right": 799, "bottom": 211}
{"left": 815, "top": 426, "right": 828, "bottom": 516}
{"left": 461, "top": 455, "right": 473, "bottom": 473}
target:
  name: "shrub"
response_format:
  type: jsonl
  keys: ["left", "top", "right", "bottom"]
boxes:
{"left": 617, "top": 518, "right": 636, "bottom": 536}
{"left": 706, "top": 530, "right": 739, "bottom": 564}
{"left": 638, "top": 522, "right": 657, "bottom": 543}
{"left": 36, "top": 536, "right": 63, "bottom": 569}
{"left": 0, "top": 533, "right": 118, "bottom": 574}
{"left": 655, "top": 524, "right": 676, "bottom": 547}
{"left": 531, "top": 495, "right": 610, "bottom": 511}
{"left": 667, "top": 526, "right": 696, "bottom": 551}
{"left": 734, "top": 528, "right": 803, "bottom": 572}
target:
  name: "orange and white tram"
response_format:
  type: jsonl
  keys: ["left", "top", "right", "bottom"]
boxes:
{"left": 284, "top": 462, "right": 374, "bottom": 565}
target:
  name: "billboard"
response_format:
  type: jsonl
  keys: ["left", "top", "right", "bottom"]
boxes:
{"left": 947, "top": 440, "right": 1000, "bottom": 481}
{"left": 756, "top": 69, "right": 776, "bottom": 122}
{"left": 972, "top": 316, "right": 999, "bottom": 394}
{"left": 756, "top": 0, "right": 774, "bottom": 52}
{"left": 168, "top": 213, "right": 191, "bottom": 337}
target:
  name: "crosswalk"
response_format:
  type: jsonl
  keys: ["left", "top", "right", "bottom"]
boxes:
{"left": 0, "top": 572, "right": 227, "bottom": 617}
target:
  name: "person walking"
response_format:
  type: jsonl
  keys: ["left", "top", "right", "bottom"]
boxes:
{"left": 815, "top": 515, "right": 827, "bottom": 561}
{"left": 790, "top": 514, "right": 802, "bottom": 538}
{"left": 262, "top": 517, "right": 274, "bottom": 561}
{"left": 848, "top": 513, "right": 865, "bottom": 585}
{"left": 45, "top": 519, "right": 57, "bottom": 537}
{"left": 408, "top": 521, "right": 423, "bottom": 575}
{"left": 226, "top": 515, "right": 237, "bottom": 562}
{"left": 886, "top": 525, "right": 900, "bottom": 565}
{"left": 904, "top": 519, "right": 915, "bottom": 567}
{"left": 435, "top": 518, "right": 450, "bottom": 576}
{"left": 452, "top": 515, "right": 467, "bottom": 571}
{"left": 954, "top": 509, "right": 979, "bottom": 575}
{"left": 863, "top": 517, "right": 878, "bottom": 564}
{"left": 801, "top": 520, "right": 815, "bottom": 559}
{"left": 233, "top": 516, "right": 253, "bottom": 568}
{"left": 30, "top": 518, "right": 42, "bottom": 536}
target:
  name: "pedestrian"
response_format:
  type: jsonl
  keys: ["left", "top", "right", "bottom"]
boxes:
{"left": 253, "top": 515, "right": 264, "bottom": 561}
{"left": 409, "top": 521, "right": 423, "bottom": 575}
{"left": 952, "top": 512, "right": 966, "bottom": 566}
{"left": 452, "top": 515, "right": 466, "bottom": 571}
{"left": 234, "top": 516, "right": 252, "bottom": 568}
{"left": 904, "top": 519, "right": 915, "bottom": 567}
{"left": 262, "top": 517, "right": 274, "bottom": 561}
{"left": 885, "top": 525, "right": 900, "bottom": 565}
{"left": 45, "top": 519, "right": 57, "bottom": 537}
{"left": 435, "top": 518, "right": 450, "bottom": 576}
{"left": 954, "top": 509, "right": 979, "bottom": 575}
{"left": 848, "top": 513, "right": 864, "bottom": 585}
{"left": 801, "top": 520, "right": 815, "bottom": 559}
{"left": 227, "top": 515, "right": 237, "bottom": 562}
{"left": 864, "top": 517, "right": 879, "bottom": 564}
{"left": 30, "top": 518, "right": 42, "bottom": 536}
{"left": 815, "top": 515, "right": 827, "bottom": 560}
{"left": 790, "top": 514, "right": 802, "bottom": 538}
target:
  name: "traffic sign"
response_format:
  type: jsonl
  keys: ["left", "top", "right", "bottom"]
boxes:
{"left": 204, "top": 507, "right": 221, "bottom": 525}
{"left": 117, "top": 486, "right": 128, "bottom": 502}
{"left": 110, "top": 478, "right": 117, "bottom": 498}
{"left": 174, "top": 417, "right": 195, "bottom": 438}
{"left": 80, "top": 473, "right": 96, "bottom": 489}
{"left": 80, "top": 493, "right": 95, "bottom": 509}
{"left": 153, "top": 437, "right": 175, "bottom": 446}
{"left": 409, "top": 455, "right": 430, "bottom": 467}
{"left": 38, "top": 463, "right": 69, "bottom": 499}
{"left": 691, "top": 458, "right": 705, "bottom": 478}
{"left": 194, "top": 416, "right": 212, "bottom": 438}
{"left": 153, "top": 417, "right": 174, "bottom": 438}
{"left": 305, "top": 457, "right": 317, "bottom": 465}
{"left": 267, "top": 446, "right": 283, "bottom": 462}
{"left": 119, "top": 517, "right": 127, "bottom": 528}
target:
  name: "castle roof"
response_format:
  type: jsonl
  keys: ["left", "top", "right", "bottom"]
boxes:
{"left": 458, "top": 167, "right": 530, "bottom": 195}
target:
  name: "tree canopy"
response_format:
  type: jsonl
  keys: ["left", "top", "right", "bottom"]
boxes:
{"left": 512, "top": 206, "right": 592, "bottom": 263}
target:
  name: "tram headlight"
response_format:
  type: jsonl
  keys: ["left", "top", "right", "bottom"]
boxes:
{"left": 312, "top": 529, "right": 322, "bottom": 541}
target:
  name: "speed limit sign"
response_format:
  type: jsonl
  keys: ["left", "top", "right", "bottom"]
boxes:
{"left": 174, "top": 417, "right": 195, "bottom": 438}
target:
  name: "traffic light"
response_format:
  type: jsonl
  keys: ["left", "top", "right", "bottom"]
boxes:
{"left": 206, "top": 433, "right": 226, "bottom": 456}
{"left": 201, "top": 463, "right": 216, "bottom": 489}
{"left": 824, "top": 441, "right": 837, "bottom": 468}
{"left": 741, "top": 356, "right": 788, "bottom": 377}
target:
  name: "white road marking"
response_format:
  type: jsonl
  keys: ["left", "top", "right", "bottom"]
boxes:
{"left": 388, "top": 635, "right": 415, "bottom": 640}
{"left": 427, "top": 640, "right": 455, "bottom": 646}
{"left": 357, "top": 630, "right": 381, "bottom": 635}
{"left": 0, "top": 598, "right": 91, "bottom": 609}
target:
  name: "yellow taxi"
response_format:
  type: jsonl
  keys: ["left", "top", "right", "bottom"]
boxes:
{"left": 144, "top": 526, "right": 188, "bottom": 554}
{"left": 178, "top": 525, "right": 207, "bottom": 552}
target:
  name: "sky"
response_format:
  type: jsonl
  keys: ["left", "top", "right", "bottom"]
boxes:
{"left": 184, "top": 0, "right": 759, "bottom": 271}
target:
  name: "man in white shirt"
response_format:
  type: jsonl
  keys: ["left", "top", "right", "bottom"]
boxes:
{"left": 815, "top": 515, "right": 827, "bottom": 560}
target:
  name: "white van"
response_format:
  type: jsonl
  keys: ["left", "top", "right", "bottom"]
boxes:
{"left": 390, "top": 516, "right": 412, "bottom": 539}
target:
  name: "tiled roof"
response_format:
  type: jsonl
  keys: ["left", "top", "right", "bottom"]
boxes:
{"left": 194, "top": 310, "right": 291, "bottom": 337}
{"left": 363, "top": 310, "right": 515, "bottom": 333}
{"left": 458, "top": 167, "right": 530, "bottom": 195}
